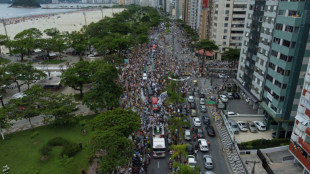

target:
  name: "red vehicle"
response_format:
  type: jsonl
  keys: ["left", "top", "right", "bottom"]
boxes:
{"left": 152, "top": 97, "right": 160, "bottom": 112}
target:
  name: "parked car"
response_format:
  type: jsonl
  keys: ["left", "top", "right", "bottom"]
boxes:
{"left": 237, "top": 121, "right": 248, "bottom": 132}
{"left": 185, "top": 129, "right": 192, "bottom": 141}
{"left": 142, "top": 73, "right": 147, "bottom": 80}
{"left": 233, "top": 92, "right": 241, "bottom": 99}
{"left": 200, "top": 98, "right": 205, "bottom": 105}
{"left": 227, "top": 111, "right": 238, "bottom": 116}
{"left": 193, "top": 117, "right": 201, "bottom": 127}
{"left": 191, "top": 109, "right": 197, "bottom": 117}
{"left": 247, "top": 121, "right": 258, "bottom": 133}
{"left": 200, "top": 105, "right": 207, "bottom": 113}
{"left": 203, "top": 155, "right": 213, "bottom": 169}
{"left": 198, "top": 139, "right": 209, "bottom": 152}
{"left": 206, "top": 125, "right": 215, "bottom": 137}
{"left": 187, "top": 155, "right": 197, "bottom": 168}
{"left": 228, "top": 119, "right": 239, "bottom": 134}
{"left": 220, "top": 95, "right": 228, "bottom": 103}
{"left": 196, "top": 128, "right": 204, "bottom": 138}
{"left": 188, "top": 96, "right": 195, "bottom": 103}
{"left": 202, "top": 115, "right": 211, "bottom": 125}
{"left": 226, "top": 92, "right": 233, "bottom": 99}
{"left": 182, "top": 109, "right": 187, "bottom": 116}
{"left": 218, "top": 73, "right": 228, "bottom": 79}
{"left": 245, "top": 97, "right": 250, "bottom": 103}
{"left": 254, "top": 121, "right": 266, "bottom": 131}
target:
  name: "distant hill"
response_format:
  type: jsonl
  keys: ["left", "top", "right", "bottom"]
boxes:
{"left": 11, "top": 0, "right": 41, "bottom": 7}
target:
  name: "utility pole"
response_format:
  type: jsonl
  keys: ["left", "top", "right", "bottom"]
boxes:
{"left": 2, "top": 18, "right": 11, "bottom": 55}
{"left": 245, "top": 160, "right": 260, "bottom": 174}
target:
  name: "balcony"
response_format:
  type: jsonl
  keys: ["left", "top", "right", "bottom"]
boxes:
{"left": 298, "top": 105, "right": 306, "bottom": 114}
{"left": 306, "top": 92, "right": 310, "bottom": 101}
{"left": 289, "top": 142, "right": 310, "bottom": 171}
{"left": 298, "top": 122, "right": 308, "bottom": 132}
{"left": 306, "top": 75, "right": 310, "bottom": 83}
{"left": 291, "top": 133, "right": 299, "bottom": 142}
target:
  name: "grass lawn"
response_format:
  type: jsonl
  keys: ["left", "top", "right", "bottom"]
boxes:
{"left": 0, "top": 57, "right": 10, "bottom": 64}
{"left": 41, "top": 59, "right": 65, "bottom": 64}
{"left": 0, "top": 116, "right": 95, "bottom": 174}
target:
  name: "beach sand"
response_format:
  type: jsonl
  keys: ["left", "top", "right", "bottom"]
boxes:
{"left": 0, "top": 8, "right": 124, "bottom": 39}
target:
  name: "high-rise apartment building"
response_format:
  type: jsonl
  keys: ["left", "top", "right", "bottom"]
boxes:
{"left": 211, "top": 0, "right": 247, "bottom": 60}
{"left": 187, "top": 0, "right": 202, "bottom": 31}
{"left": 237, "top": 0, "right": 310, "bottom": 138}
{"left": 199, "top": 0, "right": 214, "bottom": 40}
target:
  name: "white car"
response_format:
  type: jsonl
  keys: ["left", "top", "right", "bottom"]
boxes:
{"left": 142, "top": 73, "right": 147, "bottom": 80}
{"left": 220, "top": 95, "right": 228, "bottom": 103}
{"left": 193, "top": 117, "right": 201, "bottom": 127}
{"left": 200, "top": 98, "right": 205, "bottom": 105}
{"left": 218, "top": 73, "right": 228, "bottom": 78}
{"left": 254, "top": 121, "right": 266, "bottom": 131}
{"left": 237, "top": 121, "right": 248, "bottom": 132}
{"left": 187, "top": 155, "right": 197, "bottom": 168}
{"left": 198, "top": 139, "right": 209, "bottom": 152}
{"left": 188, "top": 96, "right": 194, "bottom": 103}
{"left": 203, "top": 155, "right": 213, "bottom": 169}
{"left": 228, "top": 111, "right": 238, "bottom": 116}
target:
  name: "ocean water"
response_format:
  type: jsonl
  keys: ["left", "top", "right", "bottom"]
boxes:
{"left": 0, "top": 3, "right": 111, "bottom": 19}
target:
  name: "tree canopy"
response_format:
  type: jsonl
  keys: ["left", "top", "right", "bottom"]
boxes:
{"left": 222, "top": 48, "right": 240, "bottom": 62}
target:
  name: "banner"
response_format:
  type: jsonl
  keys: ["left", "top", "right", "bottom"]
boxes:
{"left": 158, "top": 91, "right": 168, "bottom": 106}
{"left": 202, "top": 0, "right": 208, "bottom": 8}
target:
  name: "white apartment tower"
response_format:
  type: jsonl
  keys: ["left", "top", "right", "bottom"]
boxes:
{"left": 212, "top": 0, "right": 247, "bottom": 60}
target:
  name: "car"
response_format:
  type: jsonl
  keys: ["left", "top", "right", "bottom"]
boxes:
{"left": 187, "top": 155, "right": 197, "bottom": 168}
{"left": 196, "top": 128, "right": 204, "bottom": 138}
{"left": 199, "top": 93, "right": 205, "bottom": 99}
{"left": 220, "top": 95, "right": 228, "bottom": 103}
{"left": 202, "top": 115, "right": 211, "bottom": 125}
{"left": 233, "top": 92, "right": 240, "bottom": 99}
{"left": 245, "top": 97, "right": 250, "bottom": 103}
{"left": 193, "top": 117, "right": 201, "bottom": 127}
{"left": 203, "top": 155, "right": 213, "bottom": 169}
{"left": 184, "top": 72, "right": 191, "bottom": 76}
{"left": 206, "top": 125, "right": 215, "bottom": 137}
{"left": 200, "top": 105, "right": 207, "bottom": 113}
{"left": 272, "top": 131, "right": 291, "bottom": 138}
{"left": 237, "top": 121, "right": 248, "bottom": 132}
{"left": 182, "top": 109, "right": 187, "bottom": 116}
{"left": 218, "top": 73, "right": 227, "bottom": 78}
{"left": 186, "top": 104, "right": 190, "bottom": 113}
{"left": 188, "top": 96, "right": 195, "bottom": 103}
{"left": 190, "top": 102, "right": 196, "bottom": 109}
{"left": 228, "top": 119, "right": 239, "bottom": 134}
{"left": 198, "top": 139, "right": 209, "bottom": 151}
{"left": 185, "top": 129, "right": 192, "bottom": 141}
{"left": 183, "top": 119, "right": 190, "bottom": 129}
{"left": 186, "top": 143, "right": 195, "bottom": 155}
{"left": 200, "top": 98, "right": 205, "bottom": 105}
{"left": 191, "top": 109, "right": 197, "bottom": 117}
{"left": 226, "top": 92, "right": 233, "bottom": 99}
{"left": 142, "top": 73, "right": 147, "bottom": 80}
{"left": 254, "top": 121, "right": 266, "bottom": 131}
{"left": 227, "top": 111, "right": 238, "bottom": 116}
{"left": 247, "top": 121, "right": 258, "bottom": 133}
{"left": 205, "top": 172, "right": 215, "bottom": 174}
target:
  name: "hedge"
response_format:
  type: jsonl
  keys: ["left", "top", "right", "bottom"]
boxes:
{"left": 40, "top": 137, "right": 80, "bottom": 157}
{"left": 238, "top": 138, "right": 290, "bottom": 150}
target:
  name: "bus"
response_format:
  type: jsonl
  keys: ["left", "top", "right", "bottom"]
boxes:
{"left": 152, "top": 137, "right": 166, "bottom": 158}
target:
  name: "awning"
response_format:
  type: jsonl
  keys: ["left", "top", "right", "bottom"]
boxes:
{"left": 198, "top": 49, "right": 214, "bottom": 57}
{"left": 233, "top": 79, "right": 259, "bottom": 103}
{"left": 206, "top": 101, "right": 216, "bottom": 105}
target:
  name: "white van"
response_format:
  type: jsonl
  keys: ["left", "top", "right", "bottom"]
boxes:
{"left": 217, "top": 99, "right": 225, "bottom": 109}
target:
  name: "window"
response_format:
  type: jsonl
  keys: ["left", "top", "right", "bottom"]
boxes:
{"left": 224, "top": 29, "right": 227, "bottom": 33}
{"left": 269, "top": 62, "right": 276, "bottom": 70}
{"left": 259, "top": 16, "right": 263, "bottom": 22}
{"left": 275, "top": 23, "right": 283, "bottom": 30}
{"left": 278, "top": 10, "right": 285, "bottom": 16}
{"left": 223, "top": 36, "right": 227, "bottom": 39}
{"left": 223, "top": 42, "right": 226, "bottom": 45}
{"left": 224, "top": 23, "right": 228, "bottom": 27}
{"left": 271, "top": 50, "right": 278, "bottom": 57}
{"left": 250, "top": 5, "right": 253, "bottom": 10}
{"left": 273, "top": 6, "right": 277, "bottom": 12}
{"left": 225, "top": 10, "right": 229, "bottom": 14}
{"left": 225, "top": 17, "right": 229, "bottom": 21}
{"left": 273, "top": 37, "right": 281, "bottom": 44}
{"left": 226, "top": 4, "right": 230, "bottom": 8}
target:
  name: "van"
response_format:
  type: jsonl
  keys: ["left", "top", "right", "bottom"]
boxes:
{"left": 217, "top": 99, "right": 225, "bottom": 109}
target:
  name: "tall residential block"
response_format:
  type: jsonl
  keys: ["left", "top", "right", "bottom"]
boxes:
{"left": 212, "top": 0, "right": 247, "bottom": 60}
{"left": 237, "top": 0, "right": 310, "bottom": 138}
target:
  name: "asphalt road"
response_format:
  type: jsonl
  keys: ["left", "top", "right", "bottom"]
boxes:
{"left": 146, "top": 22, "right": 230, "bottom": 174}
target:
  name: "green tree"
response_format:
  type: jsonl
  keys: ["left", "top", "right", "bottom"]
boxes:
{"left": 92, "top": 108, "right": 140, "bottom": 138}
{"left": 195, "top": 40, "right": 219, "bottom": 75}
{"left": 67, "top": 31, "right": 87, "bottom": 55}
{"left": 43, "top": 28, "right": 67, "bottom": 56}
{"left": 0, "top": 108, "right": 13, "bottom": 140}
{"left": 168, "top": 117, "right": 186, "bottom": 144}
{"left": 61, "top": 61, "right": 91, "bottom": 99}
{"left": 83, "top": 62, "right": 122, "bottom": 112}
{"left": 0, "top": 66, "right": 12, "bottom": 107}
{"left": 0, "top": 34, "right": 7, "bottom": 55}
{"left": 14, "top": 28, "right": 42, "bottom": 56}
{"left": 8, "top": 85, "right": 45, "bottom": 128}
{"left": 44, "top": 93, "right": 77, "bottom": 125}
{"left": 172, "top": 162, "right": 201, "bottom": 174}
{"left": 6, "top": 39, "right": 27, "bottom": 61}
{"left": 6, "top": 63, "right": 46, "bottom": 91}
{"left": 171, "top": 144, "right": 189, "bottom": 162}
{"left": 91, "top": 130, "right": 134, "bottom": 174}
{"left": 222, "top": 48, "right": 240, "bottom": 76}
